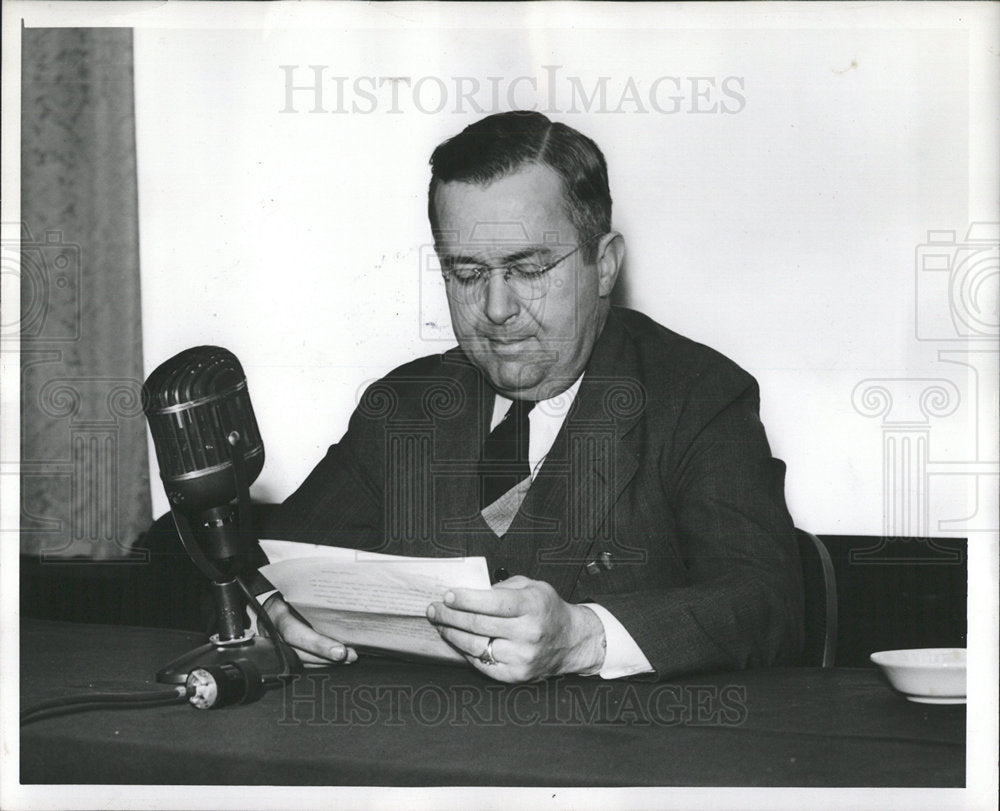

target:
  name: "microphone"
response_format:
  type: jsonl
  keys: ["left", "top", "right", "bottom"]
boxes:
{"left": 144, "top": 346, "right": 263, "bottom": 514}
{"left": 142, "top": 346, "right": 299, "bottom": 688}
{"left": 144, "top": 346, "right": 264, "bottom": 566}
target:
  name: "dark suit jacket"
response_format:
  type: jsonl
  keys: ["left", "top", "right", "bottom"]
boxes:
{"left": 270, "top": 307, "right": 804, "bottom": 678}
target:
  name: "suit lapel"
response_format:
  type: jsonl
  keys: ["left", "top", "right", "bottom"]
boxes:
{"left": 430, "top": 352, "right": 498, "bottom": 557}
{"left": 507, "top": 309, "right": 645, "bottom": 597}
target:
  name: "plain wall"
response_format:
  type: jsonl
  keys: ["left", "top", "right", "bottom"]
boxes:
{"left": 133, "top": 10, "right": 996, "bottom": 538}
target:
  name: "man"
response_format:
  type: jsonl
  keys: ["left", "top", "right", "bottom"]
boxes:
{"left": 262, "top": 111, "right": 803, "bottom": 682}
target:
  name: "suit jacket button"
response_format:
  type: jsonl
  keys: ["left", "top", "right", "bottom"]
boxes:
{"left": 493, "top": 567, "right": 509, "bottom": 582}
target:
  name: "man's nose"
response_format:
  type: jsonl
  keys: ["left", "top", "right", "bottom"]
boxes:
{"left": 483, "top": 272, "right": 519, "bottom": 324}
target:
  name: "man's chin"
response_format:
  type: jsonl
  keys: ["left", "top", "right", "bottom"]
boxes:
{"left": 481, "top": 361, "right": 546, "bottom": 399}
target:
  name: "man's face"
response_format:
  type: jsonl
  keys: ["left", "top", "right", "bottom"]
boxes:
{"left": 433, "top": 164, "right": 615, "bottom": 401}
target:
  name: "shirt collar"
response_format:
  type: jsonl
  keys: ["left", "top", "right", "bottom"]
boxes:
{"left": 491, "top": 375, "right": 585, "bottom": 479}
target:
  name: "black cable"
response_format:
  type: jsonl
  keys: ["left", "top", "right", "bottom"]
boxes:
{"left": 22, "top": 583, "right": 295, "bottom": 725}
{"left": 21, "top": 686, "right": 189, "bottom": 726}
{"left": 21, "top": 696, "right": 189, "bottom": 726}
{"left": 235, "top": 576, "right": 298, "bottom": 682}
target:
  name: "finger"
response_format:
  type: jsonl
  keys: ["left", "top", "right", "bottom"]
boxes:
{"left": 301, "top": 648, "right": 359, "bottom": 666}
{"left": 286, "top": 629, "right": 358, "bottom": 665}
{"left": 442, "top": 586, "right": 525, "bottom": 617}
{"left": 457, "top": 642, "right": 531, "bottom": 684}
{"left": 283, "top": 623, "right": 355, "bottom": 664}
{"left": 426, "top": 601, "right": 511, "bottom": 638}
{"left": 493, "top": 574, "right": 532, "bottom": 589}
{"left": 263, "top": 601, "right": 349, "bottom": 664}
{"left": 294, "top": 647, "right": 351, "bottom": 666}
{"left": 435, "top": 625, "right": 492, "bottom": 659}
{"left": 435, "top": 628, "right": 529, "bottom": 680}
{"left": 268, "top": 598, "right": 355, "bottom": 663}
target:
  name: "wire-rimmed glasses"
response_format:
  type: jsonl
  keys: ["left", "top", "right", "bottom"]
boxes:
{"left": 440, "top": 233, "right": 603, "bottom": 302}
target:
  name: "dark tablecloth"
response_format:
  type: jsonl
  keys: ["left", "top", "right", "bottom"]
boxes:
{"left": 20, "top": 620, "right": 964, "bottom": 786}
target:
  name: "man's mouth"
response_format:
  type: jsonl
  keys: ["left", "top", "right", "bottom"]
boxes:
{"left": 489, "top": 336, "right": 529, "bottom": 344}
{"left": 480, "top": 336, "right": 536, "bottom": 360}
{"left": 486, "top": 335, "right": 534, "bottom": 350}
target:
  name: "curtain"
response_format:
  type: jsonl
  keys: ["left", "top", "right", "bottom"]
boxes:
{"left": 20, "top": 28, "right": 150, "bottom": 559}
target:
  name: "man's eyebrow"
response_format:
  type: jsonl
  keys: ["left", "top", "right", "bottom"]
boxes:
{"left": 441, "top": 247, "right": 549, "bottom": 265}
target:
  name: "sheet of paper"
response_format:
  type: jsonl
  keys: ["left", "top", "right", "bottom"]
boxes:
{"left": 291, "top": 607, "right": 469, "bottom": 665}
{"left": 258, "top": 539, "right": 491, "bottom": 665}
{"left": 260, "top": 538, "right": 488, "bottom": 568}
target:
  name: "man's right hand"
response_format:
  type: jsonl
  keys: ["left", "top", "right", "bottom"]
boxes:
{"left": 262, "top": 593, "right": 358, "bottom": 665}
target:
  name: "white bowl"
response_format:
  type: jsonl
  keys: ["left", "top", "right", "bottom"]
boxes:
{"left": 870, "top": 648, "right": 966, "bottom": 704}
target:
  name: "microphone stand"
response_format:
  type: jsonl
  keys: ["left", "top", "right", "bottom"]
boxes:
{"left": 155, "top": 430, "right": 301, "bottom": 685}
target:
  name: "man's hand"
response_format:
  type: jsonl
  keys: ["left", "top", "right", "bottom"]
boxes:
{"left": 261, "top": 594, "right": 358, "bottom": 666}
{"left": 425, "top": 575, "right": 606, "bottom": 683}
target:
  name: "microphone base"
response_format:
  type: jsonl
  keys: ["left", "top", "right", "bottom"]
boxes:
{"left": 156, "top": 635, "right": 296, "bottom": 685}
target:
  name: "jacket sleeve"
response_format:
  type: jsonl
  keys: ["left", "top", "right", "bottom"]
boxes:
{"left": 593, "top": 365, "right": 804, "bottom": 679}
{"left": 244, "top": 396, "right": 387, "bottom": 596}
{"left": 260, "top": 383, "right": 391, "bottom": 549}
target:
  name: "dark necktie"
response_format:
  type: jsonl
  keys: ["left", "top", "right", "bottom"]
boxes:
{"left": 479, "top": 399, "right": 535, "bottom": 509}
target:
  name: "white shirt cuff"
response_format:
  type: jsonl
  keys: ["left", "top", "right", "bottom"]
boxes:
{"left": 581, "top": 602, "right": 655, "bottom": 679}
{"left": 246, "top": 588, "right": 280, "bottom": 636}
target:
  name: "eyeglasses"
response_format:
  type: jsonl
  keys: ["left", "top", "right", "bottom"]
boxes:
{"left": 440, "top": 233, "right": 603, "bottom": 302}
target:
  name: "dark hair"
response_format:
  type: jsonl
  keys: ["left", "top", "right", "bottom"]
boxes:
{"left": 428, "top": 111, "right": 611, "bottom": 262}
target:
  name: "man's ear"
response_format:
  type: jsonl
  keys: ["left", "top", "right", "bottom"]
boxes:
{"left": 595, "top": 231, "right": 625, "bottom": 297}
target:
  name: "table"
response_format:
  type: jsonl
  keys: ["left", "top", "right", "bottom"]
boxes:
{"left": 19, "top": 620, "right": 965, "bottom": 786}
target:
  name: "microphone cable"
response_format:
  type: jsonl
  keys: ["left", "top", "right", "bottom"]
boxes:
{"left": 22, "top": 347, "right": 304, "bottom": 726}
{"left": 237, "top": 577, "right": 298, "bottom": 688}
{"left": 22, "top": 578, "right": 300, "bottom": 726}
{"left": 20, "top": 685, "right": 191, "bottom": 726}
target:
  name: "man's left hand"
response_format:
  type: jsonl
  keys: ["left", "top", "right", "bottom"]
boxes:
{"left": 426, "top": 575, "right": 606, "bottom": 682}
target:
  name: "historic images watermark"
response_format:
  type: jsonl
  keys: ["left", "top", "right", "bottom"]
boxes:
{"left": 4, "top": 221, "right": 147, "bottom": 560}
{"left": 3, "top": 223, "right": 81, "bottom": 342}
{"left": 278, "top": 65, "right": 746, "bottom": 116}
{"left": 352, "top": 367, "right": 648, "bottom": 566}
{"left": 851, "top": 222, "right": 998, "bottom": 562}
{"left": 278, "top": 675, "right": 749, "bottom": 728}
{"left": 914, "top": 224, "right": 998, "bottom": 344}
